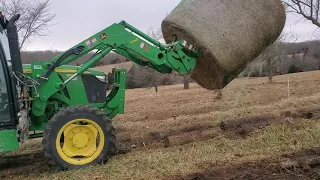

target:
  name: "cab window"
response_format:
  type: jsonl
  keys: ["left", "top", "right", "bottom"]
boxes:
{"left": 0, "top": 54, "right": 10, "bottom": 122}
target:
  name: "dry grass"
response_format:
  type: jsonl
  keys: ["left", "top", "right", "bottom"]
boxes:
{"left": 114, "top": 71, "right": 320, "bottom": 141}
{"left": 21, "top": 122, "right": 320, "bottom": 180}
{"left": 9, "top": 70, "right": 320, "bottom": 179}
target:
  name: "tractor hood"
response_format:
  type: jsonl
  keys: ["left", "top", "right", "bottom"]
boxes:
{"left": 22, "top": 64, "right": 107, "bottom": 76}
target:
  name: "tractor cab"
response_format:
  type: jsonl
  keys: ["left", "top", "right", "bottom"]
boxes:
{"left": 0, "top": 36, "right": 11, "bottom": 123}
{"left": 0, "top": 24, "right": 12, "bottom": 66}
{"left": 0, "top": 17, "right": 15, "bottom": 124}
{"left": 0, "top": 14, "right": 24, "bottom": 152}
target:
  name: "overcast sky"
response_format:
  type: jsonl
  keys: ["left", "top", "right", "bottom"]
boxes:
{"left": 23, "top": 0, "right": 319, "bottom": 51}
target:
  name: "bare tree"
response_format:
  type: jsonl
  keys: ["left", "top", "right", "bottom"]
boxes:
{"left": 0, "top": 0, "right": 56, "bottom": 50}
{"left": 146, "top": 26, "right": 163, "bottom": 42}
{"left": 146, "top": 26, "right": 165, "bottom": 92}
{"left": 147, "top": 25, "right": 188, "bottom": 91}
{"left": 283, "top": 0, "right": 320, "bottom": 27}
{"left": 256, "top": 30, "right": 297, "bottom": 83}
{"left": 262, "top": 40, "right": 281, "bottom": 83}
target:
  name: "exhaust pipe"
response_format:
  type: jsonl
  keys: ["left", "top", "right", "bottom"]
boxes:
{"left": 6, "top": 14, "right": 22, "bottom": 75}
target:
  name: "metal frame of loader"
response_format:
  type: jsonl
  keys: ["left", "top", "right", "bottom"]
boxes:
{"left": 0, "top": 15, "right": 202, "bottom": 170}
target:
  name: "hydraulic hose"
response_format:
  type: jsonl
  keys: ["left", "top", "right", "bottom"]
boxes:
{"left": 43, "top": 46, "right": 85, "bottom": 79}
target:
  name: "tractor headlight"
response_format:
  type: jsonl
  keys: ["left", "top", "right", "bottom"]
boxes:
{"left": 95, "top": 75, "right": 107, "bottom": 83}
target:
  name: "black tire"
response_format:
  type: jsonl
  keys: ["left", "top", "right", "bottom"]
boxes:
{"left": 43, "top": 105, "right": 116, "bottom": 170}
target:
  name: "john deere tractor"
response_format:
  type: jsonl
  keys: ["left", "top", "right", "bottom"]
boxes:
{"left": 0, "top": 14, "right": 201, "bottom": 169}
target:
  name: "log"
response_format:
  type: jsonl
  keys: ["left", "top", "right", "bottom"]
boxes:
{"left": 220, "top": 115, "right": 277, "bottom": 131}
{"left": 279, "top": 157, "right": 320, "bottom": 170}
{"left": 281, "top": 105, "right": 320, "bottom": 119}
{"left": 148, "top": 122, "right": 215, "bottom": 141}
{"left": 162, "top": 0, "right": 286, "bottom": 90}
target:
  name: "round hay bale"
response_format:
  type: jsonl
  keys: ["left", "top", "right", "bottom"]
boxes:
{"left": 162, "top": 0, "right": 286, "bottom": 90}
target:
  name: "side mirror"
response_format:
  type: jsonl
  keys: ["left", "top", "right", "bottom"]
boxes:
{"left": 7, "top": 14, "right": 22, "bottom": 75}
{"left": 8, "top": 14, "right": 20, "bottom": 24}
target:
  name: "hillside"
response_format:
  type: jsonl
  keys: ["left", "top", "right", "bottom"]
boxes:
{"left": 3, "top": 70, "right": 320, "bottom": 179}
{"left": 93, "top": 62, "right": 134, "bottom": 72}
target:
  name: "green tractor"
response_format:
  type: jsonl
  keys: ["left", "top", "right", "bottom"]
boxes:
{"left": 0, "top": 14, "right": 201, "bottom": 169}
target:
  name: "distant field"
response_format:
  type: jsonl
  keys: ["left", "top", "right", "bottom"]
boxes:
{"left": 4, "top": 70, "right": 320, "bottom": 179}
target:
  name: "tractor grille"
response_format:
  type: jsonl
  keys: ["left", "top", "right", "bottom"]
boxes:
{"left": 81, "top": 74, "right": 108, "bottom": 103}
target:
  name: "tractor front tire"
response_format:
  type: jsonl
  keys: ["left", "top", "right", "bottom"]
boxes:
{"left": 43, "top": 105, "right": 116, "bottom": 170}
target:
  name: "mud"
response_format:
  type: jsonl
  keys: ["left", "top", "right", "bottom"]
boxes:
{"left": 0, "top": 132, "right": 133, "bottom": 178}
{"left": 0, "top": 152, "right": 49, "bottom": 178}
{"left": 168, "top": 147, "right": 320, "bottom": 180}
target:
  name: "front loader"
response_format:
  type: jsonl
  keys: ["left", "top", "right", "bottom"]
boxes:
{"left": 0, "top": 14, "right": 201, "bottom": 169}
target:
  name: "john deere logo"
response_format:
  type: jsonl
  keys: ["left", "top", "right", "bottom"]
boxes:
{"left": 100, "top": 33, "right": 107, "bottom": 40}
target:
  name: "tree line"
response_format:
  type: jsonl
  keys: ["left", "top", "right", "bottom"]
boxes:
{"left": 20, "top": 38, "right": 320, "bottom": 89}
{"left": 239, "top": 40, "right": 320, "bottom": 80}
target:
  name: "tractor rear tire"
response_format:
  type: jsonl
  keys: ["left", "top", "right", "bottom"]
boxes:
{"left": 43, "top": 105, "right": 116, "bottom": 170}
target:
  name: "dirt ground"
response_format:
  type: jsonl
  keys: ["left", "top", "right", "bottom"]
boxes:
{"left": 3, "top": 71, "right": 320, "bottom": 179}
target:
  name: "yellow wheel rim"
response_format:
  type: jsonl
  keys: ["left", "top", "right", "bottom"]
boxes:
{"left": 56, "top": 119, "right": 105, "bottom": 165}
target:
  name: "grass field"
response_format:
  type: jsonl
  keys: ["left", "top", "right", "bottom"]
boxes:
{"left": 3, "top": 70, "right": 320, "bottom": 179}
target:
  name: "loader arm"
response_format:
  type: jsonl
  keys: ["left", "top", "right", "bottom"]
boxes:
{"left": 44, "top": 21, "right": 201, "bottom": 81}
{"left": 29, "top": 21, "right": 202, "bottom": 119}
